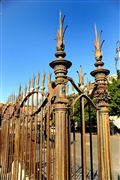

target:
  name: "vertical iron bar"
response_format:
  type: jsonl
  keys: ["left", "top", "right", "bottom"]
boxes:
{"left": 53, "top": 111, "right": 55, "bottom": 180}
{"left": 1, "top": 120, "right": 5, "bottom": 178}
{"left": 20, "top": 113, "right": 22, "bottom": 180}
{"left": 11, "top": 118, "right": 13, "bottom": 172}
{"left": 63, "top": 111, "right": 66, "bottom": 179}
{"left": 34, "top": 83, "right": 38, "bottom": 180}
{"left": 97, "top": 110, "right": 101, "bottom": 179}
{"left": 72, "top": 90, "right": 76, "bottom": 180}
{"left": 33, "top": 110, "right": 37, "bottom": 178}
{"left": 73, "top": 121, "right": 76, "bottom": 180}
{"left": 29, "top": 118, "right": 32, "bottom": 178}
{"left": 20, "top": 95, "right": 25, "bottom": 180}
{"left": 5, "top": 119, "right": 9, "bottom": 175}
{"left": 9, "top": 117, "right": 14, "bottom": 178}
{"left": 33, "top": 113, "right": 37, "bottom": 180}
{"left": 43, "top": 115, "right": 46, "bottom": 179}
{"left": 8, "top": 118, "right": 11, "bottom": 173}
{"left": 21, "top": 116, "right": 25, "bottom": 179}
{"left": 88, "top": 100, "right": 93, "bottom": 179}
{"left": 29, "top": 77, "right": 35, "bottom": 178}
{"left": 25, "top": 115, "right": 29, "bottom": 178}
{"left": 68, "top": 111, "right": 71, "bottom": 180}
{"left": 12, "top": 117, "right": 20, "bottom": 180}
{"left": 25, "top": 80, "right": 30, "bottom": 179}
{"left": 31, "top": 81, "right": 34, "bottom": 178}
{"left": 46, "top": 104, "right": 50, "bottom": 180}
{"left": 6, "top": 119, "right": 9, "bottom": 179}
{"left": 80, "top": 97, "right": 86, "bottom": 180}
{"left": 39, "top": 105, "right": 43, "bottom": 179}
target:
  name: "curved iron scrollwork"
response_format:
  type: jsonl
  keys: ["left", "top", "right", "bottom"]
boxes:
{"left": 72, "top": 94, "right": 98, "bottom": 110}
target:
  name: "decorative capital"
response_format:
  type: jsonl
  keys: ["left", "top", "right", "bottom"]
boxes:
{"left": 94, "top": 86, "right": 110, "bottom": 106}
{"left": 91, "top": 26, "right": 110, "bottom": 107}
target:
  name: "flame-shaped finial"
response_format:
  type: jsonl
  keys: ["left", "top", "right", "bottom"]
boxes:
{"left": 59, "top": 10, "right": 62, "bottom": 39}
{"left": 42, "top": 71, "right": 45, "bottom": 87}
{"left": 28, "top": 80, "right": 31, "bottom": 92}
{"left": 48, "top": 72, "right": 51, "bottom": 86}
{"left": 32, "top": 76, "right": 35, "bottom": 90}
{"left": 18, "top": 84, "right": 21, "bottom": 96}
{"left": 94, "top": 24, "right": 105, "bottom": 61}
{"left": 36, "top": 72, "right": 40, "bottom": 88}
{"left": 56, "top": 11, "right": 67, "bottom": 52}
{"left": 24, "top": 85, "right": 27, "bottom": 97}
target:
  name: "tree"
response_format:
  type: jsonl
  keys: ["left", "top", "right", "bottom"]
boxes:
{"left": 108, "top": 78, "right": 120, "bottom": 116}
{"left": 68, "top": 94, "right": 97, "bottom": 131}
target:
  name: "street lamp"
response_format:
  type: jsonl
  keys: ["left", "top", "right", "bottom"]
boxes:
{"left": 115, "top": 41, "right": 120, "bottom": 78}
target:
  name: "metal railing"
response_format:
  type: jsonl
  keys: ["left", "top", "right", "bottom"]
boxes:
{"left": 0, "top": 13, "right": 112, "bottom": 180}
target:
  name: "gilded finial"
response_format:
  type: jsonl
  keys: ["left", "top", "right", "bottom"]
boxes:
{"left": 77, "top": 65, "right": 84, "bottom": 86}
{"left": 56, "top": 11, "right": 68, "bottom": 52}
{"left": 42, "top": 72, "right": 45, "bottom": 87}
{"left": 17, "top": 84, "right": 22, "bottom": 104}
{"left": 28, "top": 80, "right": 31, "bottom": 92}
{"left": 13, "top": 93, "right": 15, "bottom": 102}
{"left": 32, "top": 76, "right": 35, "bottom": 89}
{"left": 94, "top": 24, "right": 105, "bottom": 61}
{"left": 36, "top": 72, "right": 40, "bottom": 89}
{"left": 48, "top": 72, "right": 51, "bottom": 85}
{"left": 21, "top": 91, "right": 23, "bottom": 100}
{"left": 18, "top": 84, "right": 21, "bottom": 96}
{"left": 24, "top": 85, "right": 27, "bottom": 97}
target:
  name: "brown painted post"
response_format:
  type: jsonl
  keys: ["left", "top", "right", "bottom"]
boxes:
{"left": 91, "top": 25, "right": 112, "bottom": 179}
{"left": 49, "top": 12, "right": 72, "bottom": 180}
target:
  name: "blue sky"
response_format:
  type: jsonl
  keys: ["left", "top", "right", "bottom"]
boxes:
{"left": 0, "top": 0, "right": 119, "bottom": 102}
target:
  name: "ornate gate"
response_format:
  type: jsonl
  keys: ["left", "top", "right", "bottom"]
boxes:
{"left": 0, "top": 14, "right": 112, "bottom": 180}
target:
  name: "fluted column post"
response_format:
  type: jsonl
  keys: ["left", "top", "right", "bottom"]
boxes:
{"left": 91, "top": 25, "right": 112, "bottom": 179}
{"left": 49, "top": 12, "right": 72, "bottom": 180}
{"left": 50, "top": 52, "right": 72, "bottom": 180}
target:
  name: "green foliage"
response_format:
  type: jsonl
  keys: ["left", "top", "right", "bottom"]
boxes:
{"left": 68, "top": 94, "right": 97, "bottom": 127}
{"left": 68, "top": 77, "right": 120, "bottom": 130}
{"left": 108, "top": 78, "right": 120, "bottom": 116}
{"left": 84, "top": 102, "right": 97, "bottom": 127}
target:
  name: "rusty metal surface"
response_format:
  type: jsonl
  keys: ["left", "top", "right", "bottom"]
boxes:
{"left": 91, "top": 25, "right": 112, "bottom": 180}
{"left": 0, "top": 15, "right": 112, "bottom": 180}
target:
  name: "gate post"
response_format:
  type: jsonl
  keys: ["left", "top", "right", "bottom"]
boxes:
{"left": 49, "top": 12, "right": 72, "bottom": 180}
{"left": 91, "top": 26, "right": 112, "bottom": 179}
